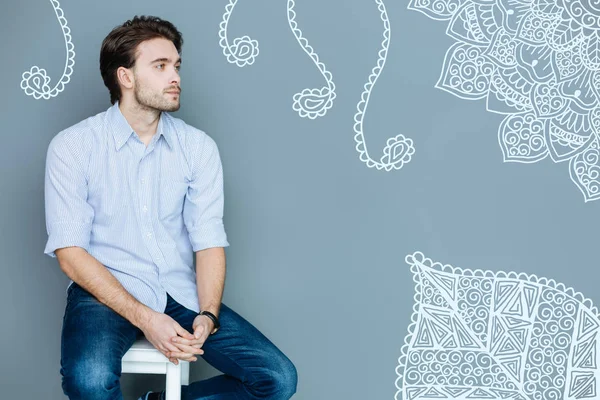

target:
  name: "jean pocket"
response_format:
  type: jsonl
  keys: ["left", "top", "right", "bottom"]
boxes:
{"left": 67, "top": 282, "right": 100, "bottom": 305}
{"left": 67, "top": 282, "right": 76, "bottom": 296}
{"left": 66, "top": 283, "right": 78, "bottom": 304}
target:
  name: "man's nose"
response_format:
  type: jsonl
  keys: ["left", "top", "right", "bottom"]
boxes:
{"left": 170, "top": 70, "right": 180, "bottom": 85}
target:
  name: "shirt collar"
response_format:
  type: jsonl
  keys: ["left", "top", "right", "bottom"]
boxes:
{"left": 108, "top": 101, "right": 173, "bottom": 151}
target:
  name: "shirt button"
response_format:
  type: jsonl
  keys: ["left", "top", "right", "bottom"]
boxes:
{"left": 141, "top": 178, "right": 146, "bottom": 184}
{"left": 142, "top": 205, "right": 148, "bottom": 213}
{"left": 146, "top": 232, "right": 152, "bottom": 238}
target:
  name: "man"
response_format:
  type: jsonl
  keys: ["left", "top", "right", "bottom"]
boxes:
{"left": 44, "top": 15, "right": 297, "bottom": 400}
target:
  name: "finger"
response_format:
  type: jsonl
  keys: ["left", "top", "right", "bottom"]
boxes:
{"left": 153, "top": 342, "right": 180, "bottom": 363}
{"left": 171, "top": 336, "right": 204, "bottom": 347}
{"left": 193, "top": 324, "right": 208, "bottom": 339}
{"left": 194, "top": 327, "right": 202, "bottom": 339}
{"left": 157, "top": 344, "right": 177, "bottom": 357}
{"left": 168, "top": 350, "right": 194, "bottom": 358}
{"left": 164, "top": 342, "right": 181, "bottom": 353}
{"left": 171, "top": 341, "right": 204, "bottom": 355}
{"left": 162, "top": 351, "right": 177, "bottom": 364}
{"left": 169, "top": 350, "right": 197, "bottom": 361}
{"left": 175, "top": 324, "right": 195, "bottom": 340}
{"left": 171, "top": 341, "right": 202, "bottom": 352}
{"left": 165, "top": 351, "right": 184, "bottom": 364}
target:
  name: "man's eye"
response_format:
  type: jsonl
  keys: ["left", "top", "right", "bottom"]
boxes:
{"left": 156, "top": 64, "right": 164, "bottom": 69}
{"left": 176, "top": 65, "right": 181, "bottom": 71}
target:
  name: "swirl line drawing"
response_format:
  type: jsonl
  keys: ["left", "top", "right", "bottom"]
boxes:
{"left": 287, "top": 0, "right": 336, "bottom": 119}
{"left": 21, "top": 0, "right": 75, "bottom": 100}
{"left": 396, "top": 251, "right": 600, "bottom": 400}
{"left": 354, "top": 0, "right": 415, "bottom": 171}
{"left": 407, "top": 0, "right": 600, "bottom": 202}
{"left": 218, "top": 0, "right": 259, "bottom": 67}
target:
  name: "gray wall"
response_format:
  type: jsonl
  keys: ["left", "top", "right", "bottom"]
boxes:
{"left": 3, "top": 0, "right": 600, "bottom": 399}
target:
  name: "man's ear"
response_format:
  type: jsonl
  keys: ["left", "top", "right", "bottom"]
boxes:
{"left": 116, "top": 66, "right": 134, "bottom": 90}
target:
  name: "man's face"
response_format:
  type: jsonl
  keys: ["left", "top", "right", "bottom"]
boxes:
{"left": 131, "top": 37, "right": 181, "bottom": 112}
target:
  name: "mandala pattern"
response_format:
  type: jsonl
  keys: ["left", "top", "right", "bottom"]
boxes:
{"left": 407, "top": 0, "right": 600, "bottom": 201}
{"left": 354, "top": 0, "right": 415, "bottom": 171}
{"left": 396, "top": 251, "right": 600, "bottom": 400}
{"left": 287, "top": 0, "right": 336, "bottom": 119}
{"left": 219, "top": 0, "right": 259, "bottom": 67}
{"left": 21, "top": 0, "right": 75, "bottom": 100}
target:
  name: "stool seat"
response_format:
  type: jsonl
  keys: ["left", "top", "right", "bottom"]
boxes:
{"left": 122, "top": 338, "right": 190, "bottom": 400}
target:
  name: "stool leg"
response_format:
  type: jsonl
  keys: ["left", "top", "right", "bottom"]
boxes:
{"left": 181, "top": 361, "right": 190, "bottom": 386}
{"left": 165, "top": 362, "right": 182, "bottom": 400}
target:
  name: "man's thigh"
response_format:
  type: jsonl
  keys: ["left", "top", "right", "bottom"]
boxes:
{"left": 60, "top": 283, "right": 141, "bottom": 399}
{"left": 168, "top": 298, "right": 296, "bottom": 387}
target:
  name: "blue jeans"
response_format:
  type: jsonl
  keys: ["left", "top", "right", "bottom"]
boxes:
{"left": 60, "top": 282, "right": 297, "bottom": 399}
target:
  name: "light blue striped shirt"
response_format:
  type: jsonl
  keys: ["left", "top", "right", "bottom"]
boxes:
{"left": 44, "top": 101, "right": 230, "bottom": 313}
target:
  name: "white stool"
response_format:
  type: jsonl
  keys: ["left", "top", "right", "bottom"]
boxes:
{"left": 122, "top": 338, "right": 190, "bottom": 400}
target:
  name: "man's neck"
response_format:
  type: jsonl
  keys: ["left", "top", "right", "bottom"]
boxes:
{"left": 118, "top": 101, "right": 161, "bottom": 141}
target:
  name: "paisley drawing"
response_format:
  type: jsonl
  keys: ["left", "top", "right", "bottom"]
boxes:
{"left": 287, "top": 0, "right": 336, "bottom": 119}
{"left": 21, "top": 0, "right": 75, "bottom": 100}
{"left": 354, "top": 0, "right": 414, "bottom": 171}
{"left": 218, "top": 0, "right": 259, "bottom": 67}
{"left": 408, "top": 0, "right": 600, "bottom": 202}
{"left": 396, "top": 251, "right": 600, "bottom": 400}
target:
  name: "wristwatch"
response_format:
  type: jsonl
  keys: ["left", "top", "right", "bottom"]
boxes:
{"left": 199, "top": 310, "right": 220, "bottom": 334}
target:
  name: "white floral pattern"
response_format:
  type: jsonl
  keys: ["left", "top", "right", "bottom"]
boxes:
{"left": 219, "top": 0, "right": 259, "bottom": 67}
{"left": 396, "top": 251, "right": 600, "bottom": 400}
{"left": 408, "top": 0, "right": 600, "bottom": 201}
{"left": 287, "top": 0, "right": 336, "bottom": 119}
{"left": 21, "top": 0, "right": 74, "bottom": 100}
{"left": 354, "top": 0, "right": 415, "bottom": 171}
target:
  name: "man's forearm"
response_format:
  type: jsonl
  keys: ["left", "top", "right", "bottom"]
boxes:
{"left": 195, "top": 247, "right": 226, "bottom": 318}
{"left": 56, "top": 246, "right": 153, "bottom": 329}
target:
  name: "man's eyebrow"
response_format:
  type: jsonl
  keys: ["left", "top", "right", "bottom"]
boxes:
{"left": 149, "top": 57, "right": 182, "bottom": 64}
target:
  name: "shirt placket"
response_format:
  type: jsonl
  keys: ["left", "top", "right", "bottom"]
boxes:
{"left": 138, "top": 142, "right": 165, "bottom": 276}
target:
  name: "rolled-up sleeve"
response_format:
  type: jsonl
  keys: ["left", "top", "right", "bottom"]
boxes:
{"left": 43, "top": 135, "right": 94, "bottom": 258}
{"left": 183, "top": 134, "right": 230, "bottom": 252}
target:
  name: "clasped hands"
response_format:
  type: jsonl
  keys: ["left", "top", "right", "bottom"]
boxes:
{"left": 141, "top": 311, "right": 215, "bottom": 365}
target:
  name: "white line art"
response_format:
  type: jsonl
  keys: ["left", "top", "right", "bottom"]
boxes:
{"left": 218, "top": 0, "right": 259, "bottom": 67}
{"left": 21, "top": 0, "right": 75, "bottom": 100}
{"left": 287, "top": 0, "right": 336, "bottom": 119}
{"left": 408, "top": 0, "right": 600, "bottom": 202}
{"left": 354, "top": 0, "right": 415, "bottom": 171}
{"left": 396, "top": 251, "right": 600, "bottom": 400}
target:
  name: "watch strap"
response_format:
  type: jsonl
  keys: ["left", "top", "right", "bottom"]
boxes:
{"left": 199, "top": 310, "right": 220, "bottom": 334}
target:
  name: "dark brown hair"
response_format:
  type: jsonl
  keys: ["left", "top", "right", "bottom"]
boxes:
{"left": 100, "top": 16, "right": 184, "bottom": 104}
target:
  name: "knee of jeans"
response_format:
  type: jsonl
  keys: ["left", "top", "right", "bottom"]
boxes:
{"left": 248, "top": 355, "right": 298, "bottom": 399}
{"left": 62, "top": 359, "right": 120, "bottom": 399}
{"left": 276, "top": 357, "right": 298, "bottom": 399}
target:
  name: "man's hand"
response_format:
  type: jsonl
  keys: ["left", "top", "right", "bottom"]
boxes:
{"left": 169, "top": 314, "right": 214, "bottom": 359}
{"left": 140, "top": 311, "right": 204, "bottom": 365}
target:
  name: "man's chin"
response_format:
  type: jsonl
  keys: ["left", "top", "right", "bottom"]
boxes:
{"left": 160, "top": 101, "right": 180, "bottom": 112}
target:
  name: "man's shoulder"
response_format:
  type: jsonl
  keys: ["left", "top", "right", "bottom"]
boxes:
{"left": 49, "top": 108, "right": 107, "bottom": 152}
{"left": 164, "top": 112, "right": 218, "bottom": 149}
